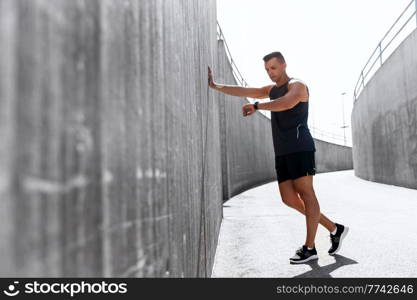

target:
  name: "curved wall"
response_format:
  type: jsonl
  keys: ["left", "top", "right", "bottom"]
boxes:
{"left": 0, "top": 0, "right": 221, "bottom": 278}
{"left": 216, "top": 40, "right": 277, "bottom": 200}
{"left": 352, "top": 29, "right": 417, "bottom": 188}
{"left": 315, "top": 140, "right": 353, "bottom": 173}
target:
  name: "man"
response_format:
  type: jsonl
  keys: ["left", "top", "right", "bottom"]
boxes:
{"left": 208, "top": 52, "right": 348, "bottom": 264}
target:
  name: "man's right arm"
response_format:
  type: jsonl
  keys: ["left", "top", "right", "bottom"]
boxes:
{"left": 208, "top": 66, "right": 272, "bottom": 99}
{"left": 212, "top": 84, "right": 273, "bottom": 99}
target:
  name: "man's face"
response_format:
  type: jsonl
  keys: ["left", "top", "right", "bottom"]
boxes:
{"left": 264, "top": 57, "right": 286, "bottom": 82}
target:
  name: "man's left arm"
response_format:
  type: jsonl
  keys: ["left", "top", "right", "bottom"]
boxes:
{"left": 257, "top": 82, "right": 308, "bottom": 112}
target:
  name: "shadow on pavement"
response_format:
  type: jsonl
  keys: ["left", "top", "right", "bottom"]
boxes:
{"left": 293, "top": 254, "right": 358, "bottom": 278}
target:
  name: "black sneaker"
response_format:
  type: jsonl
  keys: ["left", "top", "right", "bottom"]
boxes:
{"left": 289, "top": 245, "right": 318, "bottom": 264}
{"left": 328, "top": 223, "right": 349, "bottom": 255}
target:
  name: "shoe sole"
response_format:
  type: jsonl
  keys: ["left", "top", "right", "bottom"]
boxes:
{"left": 329, "top": 226, "right": 349, "bottom": 255}
{"left": 290, "top": 254, "right": 318, "bottom": 264}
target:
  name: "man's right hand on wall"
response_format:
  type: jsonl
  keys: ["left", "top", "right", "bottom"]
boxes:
{"left": 208, "top": 66, "right": 217, "bottom": 89}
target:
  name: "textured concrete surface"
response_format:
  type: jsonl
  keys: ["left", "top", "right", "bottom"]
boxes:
{"left": 315, "top": 140, "right": 353, "bottom": 173}
{"left": 0, "top": 0, "right": 16, "bottom": 277}
{"left": 216, "top": 40, "right": 277, "bottom": 200}
{"left": 0, "top": 0, "right": 221, "bottom": 277}
{"left": 212, "top": 170, "right": 417, "bottom": 277}
{"left": 352, "top": 28, "right": 417, "bottom": 189}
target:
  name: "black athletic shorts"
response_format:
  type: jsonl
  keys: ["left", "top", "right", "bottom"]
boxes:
{"left": 275, "top": 151, "right": 316, "bottom": 183}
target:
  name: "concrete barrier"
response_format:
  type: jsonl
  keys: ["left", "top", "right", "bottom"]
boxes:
{"left": 216, "top": 40, "right": 277, "bottom": 200}
{"left": 0, "top": 0, "right": 221, "bottom": 278}
{"left": 315, "top": 140, "right": 353, "bottom": 173}
{"left": 352, "top": 28, "right": 417, "bottom": 189}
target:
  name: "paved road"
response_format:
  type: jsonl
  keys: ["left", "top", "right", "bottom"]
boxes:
{"left": 211, "top": 170, "right": 417, "bottom": 277}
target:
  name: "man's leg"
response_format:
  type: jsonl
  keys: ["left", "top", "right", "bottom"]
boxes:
{"left": 278, "top": 180, "right": 336, "bottom": 232}
{"left": 291, "top": 175, "right": 320, "bottom": 249}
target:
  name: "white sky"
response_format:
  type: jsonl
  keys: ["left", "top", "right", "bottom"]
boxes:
{"left": 216, "top": 0, "right": 415, "bottom": 146}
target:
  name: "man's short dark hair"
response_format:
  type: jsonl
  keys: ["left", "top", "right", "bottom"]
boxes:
{"left": 263, "top": 52, "right": 285, "bottom": 63}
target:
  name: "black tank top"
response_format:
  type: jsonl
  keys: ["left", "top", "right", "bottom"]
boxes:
{"left": 269, "top": 78, "right": 316, "bottom": 156}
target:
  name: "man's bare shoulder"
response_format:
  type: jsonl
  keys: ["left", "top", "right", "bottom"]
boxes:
{"left": 287, "top": 78, "right": 308, "bottom": 91}
{"left": 288, "top": 78, "right": 307, "bottom": 87}
{"left": 287, "top": 78, "right": 309, "bottom": 101}
{"left": 261, "top": 84, "right": 275, "bottom": 95}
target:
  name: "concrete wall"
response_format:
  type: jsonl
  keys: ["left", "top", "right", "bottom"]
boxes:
{"left": 216, "top": 40, "right": 277, "bottom": 200}
{"left": 0, "top": 0, "right": 221, "bottom": 278}
{"left": 315, "top": 140, "right": 353, "bottom": 173}
{"left": 352, "top": 28, "right": 417, "bottom": 188}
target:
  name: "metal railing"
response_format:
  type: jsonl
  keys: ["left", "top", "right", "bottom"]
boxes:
{"left": 353, "top": 0, "right": 417, "bottom": 101}
{"left": 309, "top": 126, "right": 352, "bottom": 146}
{"left": 216, "top": 21, "right": 268, "bottom": 118}
{"left": 216, "top": 22, "right": 352, "bottom": 146}
{"left": 216, "top": 22, "right": 249, "bottom": 88}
